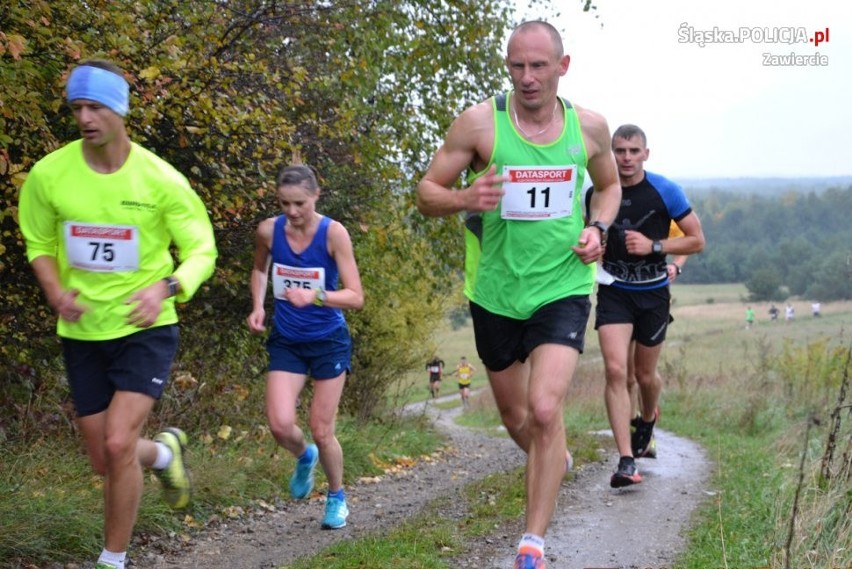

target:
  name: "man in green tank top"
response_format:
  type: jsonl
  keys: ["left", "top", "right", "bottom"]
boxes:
{"left": 417, "top": 20, "right": 621, "bottom": 569}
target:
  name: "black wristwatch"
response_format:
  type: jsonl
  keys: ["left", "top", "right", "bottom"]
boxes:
{"left": 652, "top": 240, "right": 663, "bottom": 254}
{"left": 586, "top": 221, "right": 609, "bottom": 245}
{"left": 673, "top": 263, "right": 682, "bottom": 275}
{"left": 163, "top": 275, "right": 180, "bottom": 297}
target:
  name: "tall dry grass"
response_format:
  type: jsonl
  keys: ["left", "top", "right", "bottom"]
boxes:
{"left": 400, "top": 285, "right": 852, "bottom": 567}
{"left": 771, "top": 346, "right": 851, "bottom": 569}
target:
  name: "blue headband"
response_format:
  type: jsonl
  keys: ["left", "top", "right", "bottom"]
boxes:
{"left": 66, "top": 65, "right": 130, "bottom": 116}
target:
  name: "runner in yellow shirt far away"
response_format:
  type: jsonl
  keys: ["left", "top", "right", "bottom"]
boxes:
{"left": 451, "top": 356, "right": 477, "bottom": 409}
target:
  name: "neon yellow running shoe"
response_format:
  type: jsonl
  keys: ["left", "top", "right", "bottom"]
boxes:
{"left": 153, "top": 427, "right": 191, "bottom": 509}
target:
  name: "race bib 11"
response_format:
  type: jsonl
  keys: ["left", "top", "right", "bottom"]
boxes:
{"left": 501, "top": 165, "right": 576, "bottom": 220}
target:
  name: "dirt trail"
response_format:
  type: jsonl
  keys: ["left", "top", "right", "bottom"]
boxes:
{"left": 484, "top": 429, "right": 711, "bottom": 568}
{"left": 136, "top": 391, "right": 712, "bottom": 569}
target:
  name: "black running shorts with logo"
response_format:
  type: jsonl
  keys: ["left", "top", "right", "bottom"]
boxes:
{"left": 470, "top": 296, "right": 591, "bottom": 372}
{"left": 595, "top": 284, "right": 671, "bottom": 347}
{"left": 61, "top": 325, "right": 179, "bottom": 417}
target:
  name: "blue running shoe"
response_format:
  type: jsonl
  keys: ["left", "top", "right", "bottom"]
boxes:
{"left": 289, "top": 443, "right": 318, "bottom": 499}
{"left": 514, "top": 549, "right": 546, "bottom": 568}
{"left": 321, "top": 495, "right": 349, "bottom": 529}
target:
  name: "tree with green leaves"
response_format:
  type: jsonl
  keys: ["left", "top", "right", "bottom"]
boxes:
{"left": 1, "top": 0, "right": 522, "bottom": 437}
{"left": 746, "top": 266, "right": 784, "bottom": 301}
{"left": 685, "top": 187, "right": 852, "bottom": 301}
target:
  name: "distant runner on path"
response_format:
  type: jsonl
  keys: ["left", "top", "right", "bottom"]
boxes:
{"left": 451, "top": 356, "right": 477, "bottom": 409}
{"left": 426, "top": 356, "right": 446, "bottom": 399}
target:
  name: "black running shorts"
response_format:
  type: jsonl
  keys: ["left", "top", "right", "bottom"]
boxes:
{"left": 62, "top": 325, "right": 179, "bottom": 417}
{"left": 470, "top": 296, "right": 591, "bottom": 372}
{"left": 595, "top": 284, "right": 671, "bottom": 347}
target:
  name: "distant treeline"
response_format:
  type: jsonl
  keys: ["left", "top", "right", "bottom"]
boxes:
{"left": 676, "top": 184, "right": 851, "bottom": 301}
{"left": 681, "top": 176, "right": 852, "bottom": 197}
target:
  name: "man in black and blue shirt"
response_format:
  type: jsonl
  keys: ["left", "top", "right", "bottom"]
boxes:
{"left": 593, "top": 124, "right": 705, "bottom": 488}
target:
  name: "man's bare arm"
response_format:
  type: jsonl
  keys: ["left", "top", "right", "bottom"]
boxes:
{"left": 667, "top": 212, "right": 705, "bottom": 255}
{"left": 579, "top": 106, "right": 621, "bottom": 226}
{"left": 416, "top": 102, "right": 506, "bottom": 217}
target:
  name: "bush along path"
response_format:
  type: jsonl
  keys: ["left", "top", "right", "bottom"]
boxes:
{"left": 128, "top": 391, "right": 711, "bottom": 569}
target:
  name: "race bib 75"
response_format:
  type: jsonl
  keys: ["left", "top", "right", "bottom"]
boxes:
{"left": 64, "top": 222, "right": 140, "bottom": 272}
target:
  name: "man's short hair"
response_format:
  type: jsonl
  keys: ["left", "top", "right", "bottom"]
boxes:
{"left": 510, "top": 20, "right": 564, "bottom": 58}
{"left": 77, "top": 59, "right": 125, "bottom": 77}
{"left": 613, "top": 124, "right": 647, "bottom": 147}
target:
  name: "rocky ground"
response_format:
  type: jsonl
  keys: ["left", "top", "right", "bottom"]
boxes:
{"left": 47, "top": 390, "right": 713, "bottom": 569}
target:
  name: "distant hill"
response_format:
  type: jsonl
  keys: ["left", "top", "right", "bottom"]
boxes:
{"left": 678, "top": 176, "right": 852, "bottom": 196}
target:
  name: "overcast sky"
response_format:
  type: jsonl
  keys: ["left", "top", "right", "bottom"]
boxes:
{"left": 513, "top": 0, "right": 851, "bottom": 179}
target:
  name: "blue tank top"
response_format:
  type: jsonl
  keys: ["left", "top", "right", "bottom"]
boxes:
{"left": 271, "top": 215, "right": 346, "bottom": 341}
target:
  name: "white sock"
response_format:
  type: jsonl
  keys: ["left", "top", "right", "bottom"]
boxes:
{"left": 98, "top": 548, "right": 126, "bottom": 569}
{"left": 152, "top": 441, "right": 173, "bottom": 470}
{"left": 518, "top": 533, "right": 545, "bottom": 555}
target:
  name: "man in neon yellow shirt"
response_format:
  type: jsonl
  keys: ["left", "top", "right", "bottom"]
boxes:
{"left": 18, "top": 60, "right": 216, "bottom": 569}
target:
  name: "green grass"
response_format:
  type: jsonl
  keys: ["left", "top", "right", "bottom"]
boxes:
{"left": 670, "top": 281, "right": 749, "bottom": 306}
{"left": 0, "top": 437, "right": 187, "bottom": 563}
{"left": 284, "top": 468, "right": 529, "bottom": 569}
{"left": 391, "top": 319, "right": 479, "bottom": 408}
{"left": 662, "top": 390, "right": 784, "bottom": 567}
{"left": 3, "top": 286, "right": 850, "bottom": 568}
{"left": 647, "top": 295, "right": 852, "bottom": 568}
{"left": 660, "top": 346, "right": 852, "bottom": 568}
{"left": 0, "top": 413, "right": 445, "bottom": 567}
{"left": 1, "top": 439, "right": 105, "bottom": 560}
{"left": 380, "top": 289, "right": 852, "bottom": 569}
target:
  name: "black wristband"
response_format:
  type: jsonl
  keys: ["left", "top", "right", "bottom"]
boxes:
{"left": 586, "top": 220, "right": 609, "bottom": 246}
{"left": 163, "top": 276, "right": 179, "bottom": 297}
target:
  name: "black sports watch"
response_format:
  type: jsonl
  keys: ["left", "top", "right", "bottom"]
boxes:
{"left": 652, "top": 240, "right": 663, "bottom": 254}
{"left": 673, "top": 263, "right": 682, "bottom": 275}
{"left": 163, "top": 275, "right": 180, "bottom": 297}
{"left": 586, "top": 221, "right": 609, "bottom": 245}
